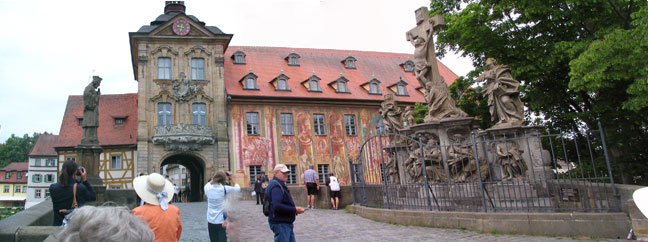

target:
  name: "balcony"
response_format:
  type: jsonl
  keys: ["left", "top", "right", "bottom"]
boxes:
{"left": 152, "top": 124, "right": 215, "bottom": 152}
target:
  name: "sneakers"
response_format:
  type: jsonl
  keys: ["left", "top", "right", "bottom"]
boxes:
{"left": 306, "top": 205, "right": 311, "bottom": 209}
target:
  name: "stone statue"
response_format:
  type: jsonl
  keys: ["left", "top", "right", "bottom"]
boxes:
{"left": 407, "top": 7, "right": 466, "bottom": 122}
{"left": 477, "top": 58, "right": 524, "bottom": 127}
{"left": 172, "top": 72, "right": 200, "bottom": 103}
{"left": 491, "top": 141, "right": 526, "bottom": 180}
{"left": 379, "top": 94, "right": 403, "bottom": 133}
{"left": 385, "top": 152, "right": 400, "bottom": 184}
{"left": 404, "top": 135, "right": 443, "bottom": 183}
{"left": 446, "top": 134, "right": 489, "bottom": 182}
{"left": 401, "top": 106, "right": 416, "bottom": 127}
{"left": 81, "top": 76, "right": 102, "bottom": 145}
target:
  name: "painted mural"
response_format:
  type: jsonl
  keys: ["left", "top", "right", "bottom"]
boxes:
{"left": 229, "top": 104, "right": 382, "bottom": 187}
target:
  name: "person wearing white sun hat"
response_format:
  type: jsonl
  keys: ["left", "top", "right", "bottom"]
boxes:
{"left": 132, "top": 173, "right": 183, "bottom": 242}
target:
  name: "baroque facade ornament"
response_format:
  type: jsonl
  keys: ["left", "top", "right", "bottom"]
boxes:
{"left": 152, "top": 124, "right": 215, "bottom": 152}
{"left": 172, "top": 72, "right": 202, "bottom": 103}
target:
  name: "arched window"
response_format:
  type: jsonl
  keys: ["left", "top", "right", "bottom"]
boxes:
{"left": 338, "top": 80, "right": 348, "bottom": 93}
{"left": 309, "top": 80, "right": 321, "bottom": 91}
{"left": 397, "top": 84, "right": 408, "bottom": 96}
{"left": 245, "top": 78, "right": 257, "bottom": 89}
{"left": 278, "top": 79, "right": 288, "bottom": 90}
{"left": 370, "top": 82, "right": 380, "bottom": 94}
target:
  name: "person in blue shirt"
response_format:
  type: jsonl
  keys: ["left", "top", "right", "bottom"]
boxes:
{"left": 266, "top": 164, "right": 305, "bottom": 242}
{"left": 49, "top": 160, "right": 96, "bottom": 226}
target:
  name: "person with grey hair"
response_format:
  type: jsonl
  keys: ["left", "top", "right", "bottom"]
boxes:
{"left": 205, "top": 170, "right": 240, "bottom": 242}
{"left": 303, "top": 164, "right": 319, "bottom": 209}
{"left": 57, "top": 205, "right": 154, "bottom": 242}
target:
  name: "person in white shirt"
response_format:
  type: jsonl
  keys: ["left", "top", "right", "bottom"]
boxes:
{"left": 204, "top": 171, "right": 240, "bottom": 242}
{"left": 328, "top": 173, "right": 341, "bottom": 210}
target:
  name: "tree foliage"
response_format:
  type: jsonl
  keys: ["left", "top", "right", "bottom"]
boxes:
{"left": 0, "top": 133, "right": 44, "bottom": 168}
{"left": 431, "top": 0, "right": 648, "bottom": 184}
{"left": 448, "top": 76, "right": 492, "bottom": 129}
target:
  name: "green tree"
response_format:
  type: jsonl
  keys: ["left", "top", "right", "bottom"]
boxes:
{"left": 0, "top": 132, "right": 45, "bottom": 168}
{"left": 448, "top": 76, "right": 492, "bottom": 129}
{"left": 431, "top": 0, "right": 648, "bottom": 184}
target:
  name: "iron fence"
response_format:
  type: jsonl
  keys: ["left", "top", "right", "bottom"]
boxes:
{"left": 349, "top": 121, "right": 620, "bottom": 213}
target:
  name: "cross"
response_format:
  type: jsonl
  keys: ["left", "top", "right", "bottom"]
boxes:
{"left": 406, "top": 7, "right": 445, "bottom": 88}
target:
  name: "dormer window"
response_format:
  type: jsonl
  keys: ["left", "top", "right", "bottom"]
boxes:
{"left": 285, "top": 51, "right": 301, "bottom": 66}
{"left": 367, "top": 78, "right": 381, "bottom": 95}
{"left": 338, "top": 81, "right": 348, "bottom": 93}
{"left": 240, "top": 71, "right": 259, "bottom": 90}
{"left": 78, "top": 118, "right": 83, "bottom": 126}
{"left": 272, "top": 73, "right": 291, "bottom": 91}
{"left": 302, "top": 75, "right": 322, "bottom": 92}
{"left": 231, "top": 49, "right": 246, "bottom": 65}
{"left": 329, "top": 76, "right": 350, "bottom": 94}
{"left": 391, "top": 78, "right": 409, "bottom": 96}
{"left": 341, "top": 55, "right": 357, "bottom": 69}
{"left": 115, "top": 118, "right": 126, "bottom": 125}
{"left": 397, "top": 84, "right": 408, "bottom": 96}
{"left": 402, "top": 58, "right": 415, "bottom": 73}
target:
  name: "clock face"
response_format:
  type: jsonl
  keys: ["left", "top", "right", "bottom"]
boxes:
{"left": 172, "top": 19, "right": 190, "bottom": 36}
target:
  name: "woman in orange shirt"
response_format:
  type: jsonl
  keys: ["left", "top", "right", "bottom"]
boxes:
{"left": 132, "top": 173, "right": 183, "bottom": 242}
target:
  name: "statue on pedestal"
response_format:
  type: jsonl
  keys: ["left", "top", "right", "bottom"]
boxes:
{"left": 379, "top": 94, "right": 403, "bottom": 133}
{"left": 407, "top": 7, "right": 466, "bottom": 122}
{"left": 477, "top": 58, "right": 524, "bottom": 127}
{"left": 81, "top": 76, "right": 101, "bottom": 145}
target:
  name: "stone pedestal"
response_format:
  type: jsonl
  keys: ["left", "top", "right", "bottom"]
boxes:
{"left": 478, "top": 126, "right": 554, "bottom": 181}
{"left": 76, "top": 145, "right": 103, "bottom": 185}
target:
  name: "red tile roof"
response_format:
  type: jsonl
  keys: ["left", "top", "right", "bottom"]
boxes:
{"left": 29, "top": 134, "right": 59, "bottom": 156}
{"left": 0, "top": 162, "right": 28, "bottom": 183}
{"left": 224, "top": 46, "right": 459, "bottom": 103}
{"left": 54, "top": 94, "right": 138, "bottom": 149}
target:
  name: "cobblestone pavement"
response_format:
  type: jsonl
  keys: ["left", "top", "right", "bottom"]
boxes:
{"left": 176, "top": 200, "right": 620, "bottom": 242}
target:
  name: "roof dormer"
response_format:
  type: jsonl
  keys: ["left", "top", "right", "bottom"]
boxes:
{"left": 341, "top": 54, "right": 357, "bottom": 69}
{"left": 361, "top": 76, "right": 381, "bottom": 95}
{"left": 401, "top": 58, "right": 415, "bottom": 73}
{"left": 301, "top": 73, "right": 322, "bottom": 92}
{"left": 231, "top": 48, "right": 246, "bottom": 65}
{"left": 328, "top": 74, "right": 351, "bottom": 94}
{"left": 239, "top": 68, "right": 258, "bottom": 90}
{"left": 271, "top": 71, "right": 291, "bottom": 92}
{"left": 284, "top": 51, "right": 301, "bottom": 66}
{"left": 387, "top": 77, "right": 409, "bottom": 96}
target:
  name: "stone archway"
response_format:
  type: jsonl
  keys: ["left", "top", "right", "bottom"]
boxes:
{"left": 161, "top": 154, "right": 205, "bottom": 202}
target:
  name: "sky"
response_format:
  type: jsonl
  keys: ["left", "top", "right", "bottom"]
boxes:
{"left": 0, "top": 0, "right": 474, "bottom": 142}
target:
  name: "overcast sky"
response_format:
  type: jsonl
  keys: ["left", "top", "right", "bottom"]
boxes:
{"left": 0, "top": 0, "right": 473, "bottom": 142}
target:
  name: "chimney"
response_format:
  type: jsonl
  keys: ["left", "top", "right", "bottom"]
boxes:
{"left": 164, "top": 1, "right": 186, "bottom": 14}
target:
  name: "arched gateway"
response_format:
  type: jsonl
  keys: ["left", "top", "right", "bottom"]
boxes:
{"left": 160, "top": 153, "right": 205, "bottom": 202}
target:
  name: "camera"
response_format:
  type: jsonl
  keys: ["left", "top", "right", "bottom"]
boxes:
{"left": 78, "top": 166, "right": 84, "bottom": 171}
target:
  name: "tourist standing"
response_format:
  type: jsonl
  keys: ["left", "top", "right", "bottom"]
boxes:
{"left": 260, "top": 171, "right": 269, "bottom": 204}
{"left": 303, "top": 164, "right": 319, "bottom": 209}
{"left": 205, "top": 171, "right": 240, "bottom": 242}
{"left": 132, "top": 173, "right": 182, "bottom": 242}
{"left": 328, "top": 173, "right": 341, "bottom": 210}
{"left": 254, "top": 176, "right": 263, "bottom": 205}
{"left": 49, "top": 160, "right": 96, "bottom": 226}
{"left": 268, "top": 164, "right": 305, "bottom": 242}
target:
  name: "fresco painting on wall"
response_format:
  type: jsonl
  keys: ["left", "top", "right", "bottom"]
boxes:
{"left": 297, "top": 112, "right": 314, "bottom": 177}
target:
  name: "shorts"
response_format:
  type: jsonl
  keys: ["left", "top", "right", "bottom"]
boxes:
{"left": 330, "top": 191, "right": 341, "bottom": 198}
{"left": 306, "top": 183, "right": 318, "bottom": 195}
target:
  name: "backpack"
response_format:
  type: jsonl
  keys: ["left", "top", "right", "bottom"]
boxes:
{"left": 263, "top": 180, "right": 285, "bottom": 216}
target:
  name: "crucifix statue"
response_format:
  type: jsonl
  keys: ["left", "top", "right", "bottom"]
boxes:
{"left": 407, "top": 7, "right": 466, "bottom": 122}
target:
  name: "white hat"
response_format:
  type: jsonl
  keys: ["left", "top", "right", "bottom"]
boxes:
{"left": 133, "top": 173, "right": 174, "bottom": 209}
{"left": 274, "top": 164, "right": 290, "bottom": 173}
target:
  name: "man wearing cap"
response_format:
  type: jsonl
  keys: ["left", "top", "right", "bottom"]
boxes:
{"left": 267, "top": 164, "right": 305, "bottom": 242}
{"left": 132, "top": 173, "right": 183, "bottom": 242}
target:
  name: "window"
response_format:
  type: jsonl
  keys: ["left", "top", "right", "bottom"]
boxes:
{"left": 277, "top": 79, "right": 288, "bottom": 90}
{"left": 404, "top": 62, "right": 413, "bottom": 72}
{"left": 15, "top": 186, "right": 20, "bottom": 193}
{"left": 111, "top": 156, "right": 122, "bottom": 169}
{"left": 246, "top": 112, "right": 259, "bottom": 135}
{"left": 309, "top": 80, "right": 321, "bottom": 92}
{"left": 5, "top": 172, "right": 10, "bottom": 179}
{"left": 66, "top": 157, "right": 75, "bottom": 162}
{"left": 23, "top": 185, "right": 27, "bottom": 192}
{"left": 313, "top": 114, "right": 326, "bottom": 136}
{"left": 249, "top": 165, "right": 262, "bottom": 184}
{"left": 234, "top": 54, "right": 245, "bottom": 64}
{"left": 17, "top": 172, "right": 22, "bottom": 179}
{"left": 245, "top": 77, "right": 257, "bottom": 90}
{"left": 157, "top": 102, "right": 172, "bottom": 126}
{"left": 32, "top": 174, "right": 42, "bottom": 183}
{"left": 35, "top": 189, "right": 41, "bottom": 198}
{"left": 191, "top": 58, "right": 205, "bottom": 80}
{"left": 45, "top": 189, "right": 50, "bottom": 197}
{"left": 115, "top": 118, "right": 126, "bottom": 125}
{"left": 344, "top": 114, "right": 357, "bottom": 136}
{"left": 397, "top": 84, "right": 408, "bottom": 96}
{"left": 289, "top": 56, "right": 298, "bottom": 65}
{"left": 45, "top": 174, "right": 53, "bottom": 183}
{"left": 352, "top": 164, "right": 363, "bottom": 183}
{"left": 337, "top": 81, "right": 348, "bottom": 93}
{"left": 158, "top": 57, "right": 172, "bottom": 80}
{"left": 78, "top": 118, "right": 83, "bottom": 126}
{"left": 46, "top": 159, "right": 56, "bottom": 166}
{"left": 286, "top": 165, "right": 297, "bottom": 184}
{"left": 281, "top": 113, "right": 293, "bottom": 135}
{"left": 370, "top": 82, "right": 380, "bottom": 94}
{"left": 345, "top": 59, "right": 356, "bottom": 69}
{"left": 192, "top": 103, "right": 207, "bottom": 126}
{"left": 35, "top": 159, "right": 41, "bottom": 166}
{"left": 317, "top": 164, "right": 330, "bottom": 183}
{"left": 3, "top": 186, "right": 8, "bottom": 193}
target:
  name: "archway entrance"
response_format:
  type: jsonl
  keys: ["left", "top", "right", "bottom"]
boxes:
{"left": 161, "top": 154, "right": 205, "bottom": 202}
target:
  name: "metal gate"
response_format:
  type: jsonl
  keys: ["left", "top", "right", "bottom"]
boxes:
{"left": 349, "top": 121, "right": 620, "bottom": 213}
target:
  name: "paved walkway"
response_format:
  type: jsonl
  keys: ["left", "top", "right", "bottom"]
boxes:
{"left": 175, "top": 200, "right": 618, "bottom": 242}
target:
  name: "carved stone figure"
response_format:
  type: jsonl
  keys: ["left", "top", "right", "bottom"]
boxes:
{"left": 172, "top": 72, "right": 201, "bottom": 103}
{"left": 407, "top": 7, "right": 466, "bottom": 122}
{"left": 81, "top": 76, "right": 102, "bottom": 145}
{"left": 379, "top": 94, "right": 403, "bottom": 133}
{"left": 401, "top": 106, "right": 416, "bottom": 127}
{"left": 446, "top": 134, "right": 489, "bottom": 182}
{"left": 385, "top": 152, "right": 400, "bottom": 184}
{"left": 491, "top": 141, "right": 526, "bottom": 180}
{"left": 477, "top": 58, "right": 524, "bottom": 127}
{"left": 404, "top": 135, "right": 443, "bottom": 183}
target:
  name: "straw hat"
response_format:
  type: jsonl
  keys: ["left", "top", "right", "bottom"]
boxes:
{"left": 133, "top": 173, "right": 174, "bottom": 205}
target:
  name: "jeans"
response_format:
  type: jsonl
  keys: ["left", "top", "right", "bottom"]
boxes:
{"left": 208, "top": 222, "right": 227, "bottom": 242}
{"left": 269, "top": 223, "right": 296, "bottom": 242}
